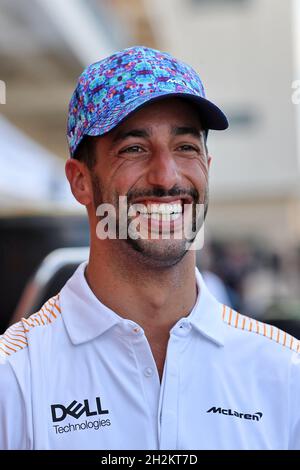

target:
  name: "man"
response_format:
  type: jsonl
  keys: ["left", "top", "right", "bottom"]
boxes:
{"left": 0, "top": 46, "right": 299, "bottom": 450}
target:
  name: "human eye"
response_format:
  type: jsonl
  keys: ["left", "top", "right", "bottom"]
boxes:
{"left": 119, "top": 145, "right": 146, "bottom": 155}
{"left": 176, "top": 143, "right": 200, "bottom": 154}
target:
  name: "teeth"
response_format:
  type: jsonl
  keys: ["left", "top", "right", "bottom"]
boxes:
{"left": 129, "top": 201, "right": 183, "bottom": 216}
{"left": 139, "top": 212, "right": 182, "bottom": 221}
{"left": 138, "top": 206, "right": 148, "bottom": 214}
{"left": 170, "top": 212, "right": 182, "bottom": 221}
{"left": 151, "top": 203, "right": 182, "bottom": 215}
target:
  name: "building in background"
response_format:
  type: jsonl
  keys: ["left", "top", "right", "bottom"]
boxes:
{"left": 144, "top": 0, "right": 300, "bottom": 251}
{"left": 0, "top": 0, "right": 156, "bottom": 161}
{"left": 0, "top": 0, "right": 300, "bottom": 331}
{"left": 1, "top": 0, "right": 299, "bottom": 246}
{"left": 0, "top": 0, "right": 157, "bottom": 330}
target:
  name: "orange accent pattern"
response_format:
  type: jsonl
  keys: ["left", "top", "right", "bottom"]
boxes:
{"left": 228, "top": 309, "right": 233, "bottom": 326}
{"left": 283, "top": 332, "right": 287, "bottom": 347}
{"left": 276, "top": 328, "right": 280, "bottom": 343}
{"left": 0, "top": 295, "right": 61, "bottom": 358}
{"left": 222, "top": 305, "right": 300, "bottom": 353}
{"left": 222, "top": 304, "right": 226, "bottom": 321}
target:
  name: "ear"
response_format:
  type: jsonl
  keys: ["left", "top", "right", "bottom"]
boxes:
{"left": 65, "top": 158, "right": 93, "bottom": 206}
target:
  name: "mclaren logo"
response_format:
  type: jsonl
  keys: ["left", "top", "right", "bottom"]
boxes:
{"left": 207, "top": 406, "right": 263, "bottom": 421}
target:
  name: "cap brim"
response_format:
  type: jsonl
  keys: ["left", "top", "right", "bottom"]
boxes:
{"left": 86, "top": 91, "right": 228, "bottom": 140}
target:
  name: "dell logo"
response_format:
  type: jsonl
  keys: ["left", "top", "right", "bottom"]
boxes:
{"left": 51, "top": 397, "right": 109, "bottom": 422}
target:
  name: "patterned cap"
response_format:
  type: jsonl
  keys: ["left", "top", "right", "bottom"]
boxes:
{"left": 67, "top": 46, "right": 228, "bottom": 157}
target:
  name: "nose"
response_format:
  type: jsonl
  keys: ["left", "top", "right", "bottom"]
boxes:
{"left": 146, "top": 147, "right": 179, "bottom": 190}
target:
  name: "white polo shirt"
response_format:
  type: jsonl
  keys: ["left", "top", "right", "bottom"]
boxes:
{"left": 1, "top": 262, "right": 300, "bottom": 450}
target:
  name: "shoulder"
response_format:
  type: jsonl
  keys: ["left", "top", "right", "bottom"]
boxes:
{"left": 0, "top": 345, "right": 33, "bottom": 449}
{"left": 0, "top": 294, "right": 62, "bottom": 449}
{"left": 0, "top": 294, "right": 62, "bottom": 361}
{"left": 222, "top": 304, "right": 300, "bottom": 355}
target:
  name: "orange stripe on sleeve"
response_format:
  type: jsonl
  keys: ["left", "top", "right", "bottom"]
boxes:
{"left": 41, "top": 308, "right": 50, "bottom": 323}
{"left": 242, "top": 317, "right": 246, "bottom": 330}
{"left": 1, "top": 337, "right": 23, "bottom": 349}
{"left": 30, "top": 317, "right": 39, "bottom": 327}
{"left": 54, "top": 303, "right": 61, "bottom": 314}
{"left": 0, "top": 296, "right": 61, "bottom": 357}
{"left": 23, "top": 318, "right": 36, "bottom": 328}
{"left": 5, "top": 333, "right": 27, "bottom": 346}
{"left": 228, "top": 309, "right": 233, "bottom": 326}
{"left": 0, "top": 346, "right": 10, "bottom": 356}
{"left": 37, "top": 312, "right": 45, "bottom": 326}
{"left": 48, "top": 298, "right": 61, "bottom": 314}
{"left": 222, "top": 305, "right": 226, "bottom": 321}
{"left": 234, "top": 312, "right": 239, "bottom": 328}
{"left": 283, "top": 331, "right": 287, "bottom": 347}
{"left": 45, "top": 304, "right": 57, "bottom": 319}
{"left": 10, "top": 327, "right": 26, "bottom": 334}
{"left": 0, "top": 341, "right": 16, "bottom": 353}
{"left": 7, "top": 332, "right": 27, "bottom": 341}
{"left": 50, "top": 309, "right": 57, "bottom": 319}
{"left": 11, "top": 326, "right": 29, "bottom": 334}
{"left": 276, "top": 328, "right": 280, "bottom": 343}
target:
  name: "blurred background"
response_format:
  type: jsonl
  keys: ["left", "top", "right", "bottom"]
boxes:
{"left": 0, "top": 0, "right": 300, "bottom": 335}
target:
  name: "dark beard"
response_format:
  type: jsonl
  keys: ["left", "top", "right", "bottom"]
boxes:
{"left": 91, "top": 173, "right": 103, "bottom": 209}
{"left": 91, "top": 175, "right": 209, "bottom": 265}
{"left": 125, "top": 185, "right": 209, "bottom": 266}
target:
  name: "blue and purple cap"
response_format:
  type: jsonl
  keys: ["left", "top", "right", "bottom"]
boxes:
{"left": 67, "top": 46, "right": 228, "bottom": 157}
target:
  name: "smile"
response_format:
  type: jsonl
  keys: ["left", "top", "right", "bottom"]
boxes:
{"left": 128, "top": 197, "right": 193, "bottom": 222}
{"left": 135, "top": 201, "right": 182, "bottom": 221}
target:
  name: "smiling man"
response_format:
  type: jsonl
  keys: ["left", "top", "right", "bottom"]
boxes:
{"left": 1, "top": 47, "right": 300, "bottom": 450}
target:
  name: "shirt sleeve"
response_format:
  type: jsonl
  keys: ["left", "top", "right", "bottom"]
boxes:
{"left": 0, "top": 359, "right": 30, "bottom": 449}
{"left": 288, "top": 351, "right": 300, "bottom": 449}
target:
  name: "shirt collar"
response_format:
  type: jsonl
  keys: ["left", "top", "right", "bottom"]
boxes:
{"left": 188, "top": 268, "right": 225, "bottom": 346}
{"left": 60, "top": 262, "right": 225, "bottom": 346}
{"left": 60, "top": 262, "right": 121, "bottom": 345}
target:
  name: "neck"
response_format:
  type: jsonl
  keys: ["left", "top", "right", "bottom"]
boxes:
{"left": 85, "top": 239, "right": 198, "bottom": 381}
{"left": 85, "top": 240, "right": 197, "bottom": 332}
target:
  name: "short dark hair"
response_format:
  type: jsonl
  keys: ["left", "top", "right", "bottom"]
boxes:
{"left": 72, "top": 136, "right": 97, "bottom": 170}
{"left": 203, "top": 129, "right": 208, "bottom": 153}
